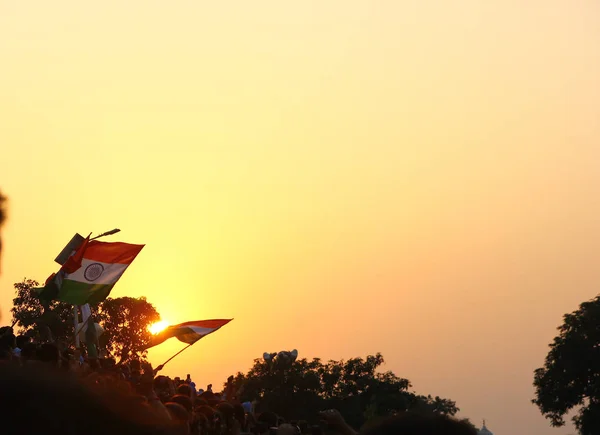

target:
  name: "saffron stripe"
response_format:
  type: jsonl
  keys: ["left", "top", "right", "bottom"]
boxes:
{"left": 80, "top": 241, "right": 144, "bottom": 264}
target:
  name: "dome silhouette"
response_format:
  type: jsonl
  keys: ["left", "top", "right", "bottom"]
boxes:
{"left": 478, "top": 420, "right": 493, "bottom": 435}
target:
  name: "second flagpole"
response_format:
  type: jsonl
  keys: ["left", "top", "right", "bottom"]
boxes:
{"left": 154, "top": 343, "right": 195, "bottom": 374}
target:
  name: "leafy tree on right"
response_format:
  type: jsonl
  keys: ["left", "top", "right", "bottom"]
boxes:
{"left": 533, "top": 295, "right": 600, "bottom": 435}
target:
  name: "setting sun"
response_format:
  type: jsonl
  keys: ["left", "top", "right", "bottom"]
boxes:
{"left": 148, "top": 321, "right": 170, "bottom": 335}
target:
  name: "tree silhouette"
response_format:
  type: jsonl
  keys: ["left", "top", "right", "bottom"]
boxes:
{"left": 95, "top": 296, "right": 159, "bottom": 362}
{"left": 533, "top": 295, "right": 600, "bottom": 435}
{"left": 227, "top": 353, "right": 461, "bottom": 428}
{"left": 11, "top": 278, "right": 160, "bottom": 362}
{"left": 11, "top": 278, "right": 74, "bottom": 343}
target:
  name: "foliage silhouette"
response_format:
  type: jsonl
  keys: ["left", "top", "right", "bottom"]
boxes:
{"left": 533, "top": 295, "right": 600, "bottom": 435}
{"left": 226, "top": 352, "right": 461, "bottom": 428}
{"left": 12, "top": 278, "right": 159, "bottom": 362}
{"left": 12, "top": 278, "right": 74, "bottom": 343}
{"left": 95, "top": 296, "right": 160, "bottom": 362}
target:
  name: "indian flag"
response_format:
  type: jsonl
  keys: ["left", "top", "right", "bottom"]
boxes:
{"left": 146, "top": 319, "right": 232, "bottom": 349}
{"left": 39, "top": 240, "right": 144, "bottom": 305}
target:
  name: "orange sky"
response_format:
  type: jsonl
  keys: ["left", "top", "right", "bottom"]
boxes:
{"left": 2, "top": 1, "right": 600, "bottom": 433}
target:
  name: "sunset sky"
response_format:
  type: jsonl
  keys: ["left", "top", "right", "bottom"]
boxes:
{"left": 2, "top": 1, "right": 600, "bottom": 433}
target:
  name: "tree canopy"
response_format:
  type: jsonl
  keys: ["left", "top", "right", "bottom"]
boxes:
{"left": 11, "top": 278, "right": 74, "bottom": 343}
{"left": 11, "top": 278, "right": 160, "bottom": 362}
{"left": 227, "top": 353, "right": 462, "bottom": 428}
{"left": 95, "top": 296, "right": 160, "bottom": 362}
{"left": 533, "top": 295, "right": 600, "bottom": 435}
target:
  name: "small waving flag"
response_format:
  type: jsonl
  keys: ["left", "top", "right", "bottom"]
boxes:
{"left": 36, "top": 240, "right": 144, "bottom": 305}
{"left": 145, "top": 319, "right": 232, "bottom": 349}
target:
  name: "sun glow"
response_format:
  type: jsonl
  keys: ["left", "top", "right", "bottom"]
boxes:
{"left": 149, "top": 320, "right": 170, "bottom": 335}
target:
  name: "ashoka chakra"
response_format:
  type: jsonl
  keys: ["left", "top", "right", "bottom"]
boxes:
{"left": 84, "top": 263, "right": 104, "bottom": 282}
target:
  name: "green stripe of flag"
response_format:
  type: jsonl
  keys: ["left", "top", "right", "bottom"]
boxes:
{"left": 57, "top": 280, "right": 115, "bottom": 305}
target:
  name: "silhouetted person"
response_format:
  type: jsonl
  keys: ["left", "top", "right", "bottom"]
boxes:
{"left": 233, "top": 403, "right": 247, "bottom": 431}
{"left": 171, "top": 393, "right": 194, "bottom": 413}
{"left": 0, "top": 327, "right": 15, "bottom": 360}
{"left": 256, "top": 411, "right": 279, "bottom": 435}
{"left": 20, "top": 342, "right": 37, "bottom": 362}
{"left": 13, "top": 334, "right": 30, "bottom": 358}
{"left": 165, "top": 402, "right": 191, "bottom": 435}
{"left": 37, "top": 342, "right": 61, "bottom": 367}
{"left": 217, "top": 402, "right": 244, "bottom": 435}
{"left": 177, "top": 383, "right": 193, "bottom": 398}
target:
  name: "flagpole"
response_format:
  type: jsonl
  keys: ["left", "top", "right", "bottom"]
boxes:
{"left": 74, "top": 306, "right": 80, "bottom": 348}
{"left": 74, "top": 313, "right": 92, "bottom": 338}
{"left": 154, "top": 343, "right": 195, "bottom": 373}
{"left": 90, "top": 228, "right": 120, "bottom": 241}
{"left": 63, "top": 229, "right": 115, "bottom": 348}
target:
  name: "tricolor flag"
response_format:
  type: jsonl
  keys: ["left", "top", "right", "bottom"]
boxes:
{"left": 37, "top": 240, "right": 144, "bottom": 305}
{"left": 145, "top": 319, "right": 232, "bottom": 349}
